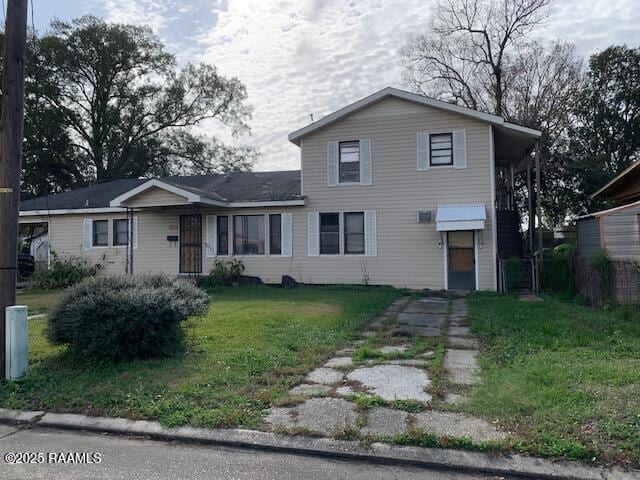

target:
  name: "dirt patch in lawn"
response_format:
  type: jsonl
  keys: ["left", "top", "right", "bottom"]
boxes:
{"left": 275, "top": 304, "right": 343, "bottom": 316}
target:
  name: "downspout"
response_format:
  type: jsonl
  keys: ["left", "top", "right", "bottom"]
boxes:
{"left": 129, "top": 207, "right": 134, "bottom": 275}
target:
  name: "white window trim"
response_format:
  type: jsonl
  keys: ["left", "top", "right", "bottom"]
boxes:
{"left": 338, "top": 140, "right": 361, "bottom": 186}
{"left": 232, "top": 213, "right": 267, "bottom": 257}
{"left": 267, "top": 212, "right": 285, "bottom": 257}
{"left": 419, "top": 129, "right": 460, "bottom": 172}
{"left": 205, "top": 215, "right": 217, "bottom": 258}
{"left": 112, "top": 218, "right": 130, "bottom": 249}
{"left": 91, "top": 219, "right": 110, "bottom": 249}
{"left": 318, "top": 212, "right": 342, "bottom": 256}
{"left": 343, "top": 211, "right": 366, "bottom": 256}
{"left": 429, "top": 131, "right": 454, "bottom": 168}
{"left": 212, "top": 214, "right": 230, "bottom": 257}
{"left": 316, "top": 210, "right": 372, "bottom": 257}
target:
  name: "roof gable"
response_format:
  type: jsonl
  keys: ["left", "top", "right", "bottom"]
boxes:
{"left": 288, "top": 87, "right": 541, "bottom": 145}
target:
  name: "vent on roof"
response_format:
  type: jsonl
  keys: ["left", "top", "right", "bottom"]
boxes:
{"left": 416, "top": 211, "right": 433, "bottom": 223}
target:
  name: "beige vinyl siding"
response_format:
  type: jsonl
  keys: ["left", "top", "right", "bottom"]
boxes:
{"left": 601, "top": 206, "right": 640, "bottom": 261}
{"left": 25, "top": 96, "right": 497, "bottom": 289}
{"left": 125, "top": 187, "right": 189, "bottom": 207}
{"left": 34, "top": 212, "right": 130, "bottom": 274}
{"left": 301, "top": 96, "right": 494, "bottom": 290}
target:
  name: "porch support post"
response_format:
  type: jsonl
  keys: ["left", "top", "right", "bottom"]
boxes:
{"left": 535, "top": 140, "right": 543, "bottom": 294}
{"left": 128, "top": 208, "right": 134, "bottom": 275}
{"left": 527, "top": 157, "right": 533, "bottom": 256}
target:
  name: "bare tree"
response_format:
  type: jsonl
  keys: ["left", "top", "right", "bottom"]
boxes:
{"left": 401, "top": 0, "right": 552, "bottom": 116}
{"left": 507, "top": 42, "right": 584, "bottom": 225}
{"left": 400, "top": 0, "right": 588, "bottom": 225}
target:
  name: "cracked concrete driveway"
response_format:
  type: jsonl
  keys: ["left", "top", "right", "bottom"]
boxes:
{"left": 265, "top": 295, "right": 508, "bottom": 444}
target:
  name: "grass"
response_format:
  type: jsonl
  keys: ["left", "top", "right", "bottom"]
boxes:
{"left": 467, "top": 292, "right": 640, "bottom": 465}
{"left": 0, "top": 285, "right": 402, "bottom": 429}
{"left": 15, "top": 288, "right": 63, "bottom": 314}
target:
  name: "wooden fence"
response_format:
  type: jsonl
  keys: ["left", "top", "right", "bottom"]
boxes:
{"left": 572, "top": 256, "right": 640, "bottom": 306}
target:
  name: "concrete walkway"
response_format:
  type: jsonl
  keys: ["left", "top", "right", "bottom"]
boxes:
{"left": 265, "top": 294, "right": 506, "bottom": 444}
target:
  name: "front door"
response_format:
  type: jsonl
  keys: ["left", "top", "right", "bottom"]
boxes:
{"left": 179, "top": 214, "right": 202, "bottom": 275}
{"left": 447, "top": 231, "right": 475, "bottom": 290}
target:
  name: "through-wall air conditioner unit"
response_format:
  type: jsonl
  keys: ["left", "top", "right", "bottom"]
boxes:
{"left": 416, "top": 211, "right": 433, "bottom": 223}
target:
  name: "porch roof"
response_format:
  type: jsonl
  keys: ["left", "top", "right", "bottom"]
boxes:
{"left": 20, "top": 171, "right": 304, "bottom": 215}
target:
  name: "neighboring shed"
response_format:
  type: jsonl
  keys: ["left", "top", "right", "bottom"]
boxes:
{"left": 577, "top": 200, "right": 640, "bottom": 261}
{"left": 576, "top": 217, "right": 600, "bottom": 259}
{"left": 592, "top": 161, "right": 640, "bottom": 206}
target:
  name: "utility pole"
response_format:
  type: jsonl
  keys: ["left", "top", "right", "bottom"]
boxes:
{"left": 0, "top": 0, "right": 29, "bottom": 380}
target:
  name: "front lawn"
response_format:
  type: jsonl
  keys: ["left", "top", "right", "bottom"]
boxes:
{"left": 16, "top": 288, "right": 63, "bottom": 314}
{"left": 0, "top": 285, "right": 401, "bottom": 428}
{"left": 468, "top": 293, "right": 640, "bottom": 465}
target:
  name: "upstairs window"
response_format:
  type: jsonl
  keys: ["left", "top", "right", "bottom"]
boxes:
{"left": 113, "top": 219, "right": 129, "bottom": 246}
{"left": 93, "top": 220, "right": 108, "bottom": 247}
{"left": 430, "top": 133, "right": 453, "bottom": 166}
{"left": 339, "top": 141, "right": 360, "bottom": 183}
{"left": 319, "top": 213, "right": 340, "bottom": 254}
{"left": 234, "top": 215, "right": 265, "bottom": 255}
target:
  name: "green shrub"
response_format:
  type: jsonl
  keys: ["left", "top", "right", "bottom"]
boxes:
{"left": 199, "top": 259, "right": 245, "bottom": 288}
{"left": 590, "top": 248, "right": 614, "bottom": 304}
{"left": 589, "top": 248, "right": 610, "bottom": 270}
{"left": 553, "top": 243, "right": 575, "bottom": 257}
{"left": 505, "top": 257, "right": 524, "bottom": 292}
{"left": 543, "top": 245, "right": 575, "bottom": 296}
{"left": 31, "top": 253, "right": 100, "bottom": 289}
{"left": 47, "top": 273, "right": 210, "bottom": 361}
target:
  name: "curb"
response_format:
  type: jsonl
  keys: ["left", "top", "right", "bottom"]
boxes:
{"left": 0, "top": 409, "right": 637, "bottom": 479}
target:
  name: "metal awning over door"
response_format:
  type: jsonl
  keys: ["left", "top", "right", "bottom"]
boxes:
{"left": 436, "top": 204, "right": 486, "bottom": 231}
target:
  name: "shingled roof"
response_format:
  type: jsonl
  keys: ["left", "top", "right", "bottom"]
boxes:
{"left": 20, "top": 171, "right": 302, "bottom": 212}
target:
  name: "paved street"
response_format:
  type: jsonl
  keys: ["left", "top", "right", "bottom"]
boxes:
{"left": 0, "top": 425, "right": 515, "bottom": 480}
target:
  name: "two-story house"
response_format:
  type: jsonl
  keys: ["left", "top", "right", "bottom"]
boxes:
{"left": 19, "top": 88, "right": 541, "bottom": 290}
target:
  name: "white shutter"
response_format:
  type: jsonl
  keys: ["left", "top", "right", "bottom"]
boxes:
{"left": 359, "top": 139, "right": 372, "bottom": 185}
{"left": 364, "top": 210, "right": 377, "bottom": 257}
{"left": 281, "top": 213, "right": 293, "bottom": 257}
{"left": 417, "top": 132, "right": 430, "bottom": 171}
{"left": 327, "top": 141, "right": 339, "bottom": 187}
{"left": 132, "top": 217, "right": 139, "bottom": 250}
{"left": 205, "top": 215, "right": 216, "bottom": 257}
{"left": 307, "top": 212, "right": 319, "bottom": 256}
{"left": 453, "top": 129, "right": 467, "bottom": 169}
{"left": 82, "top": 219, "right": 92, "bottom": 250}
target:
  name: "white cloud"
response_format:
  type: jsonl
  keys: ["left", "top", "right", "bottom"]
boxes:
{"left": 197, "top": 0, "right": 433, "bottom": 170}
{"left": 90, "top": 0, "right": 640, "bottom": 171}
{"left": 103, "top": 0, "right": 169, "bottom": 33}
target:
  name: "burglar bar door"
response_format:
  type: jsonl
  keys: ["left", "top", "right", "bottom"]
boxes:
{"left": 447, "top": 231, "right": 476, "bottom": 290}
{"left": 179, "top": 214, "right": 202, "bottom": 274}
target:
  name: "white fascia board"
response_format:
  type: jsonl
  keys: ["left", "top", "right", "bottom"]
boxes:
{"left": 227, "top": 199, "right": 306, "bottom": 208}
{"left": 288, "top": 87, "right": 541, "bottom": 145}
{"left": 20, "top": 207, "right": 130, "bottom": 217}
{"left": 501, "top": 122, "right": 542, "bottom": 138}
{"left": 576, "top": 198, "right": 640, "bottom": 219}
{"left": 436, "top": 220, "right": 486, "bottom": 231}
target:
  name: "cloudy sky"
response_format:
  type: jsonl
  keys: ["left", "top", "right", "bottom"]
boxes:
{"left": 30, "top": 0, "right": 640, "bottom": 171}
